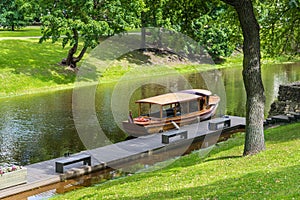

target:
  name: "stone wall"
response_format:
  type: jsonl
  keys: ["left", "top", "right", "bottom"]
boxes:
{"left": 269, "top": 82, "right": 300, "bottom": 116}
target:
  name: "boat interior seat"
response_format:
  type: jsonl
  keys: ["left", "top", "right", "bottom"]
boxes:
{"left": 149, "top": 111, "right": 161, "bottom": 118}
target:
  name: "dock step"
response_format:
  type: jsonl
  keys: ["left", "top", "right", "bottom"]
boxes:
{"left": 266, "top": 118, "right": 275, "bottom": 124}
{"left": 286, "top": 114, "right": 297, "bottom": 122}
{"left": 271, "top": 115, "right": 290, "bottom": 123}
{"left": 208, "top": 118, "right": 231, "bottom": 130}
{"left": 289, "top": 112, "right": 300, "bottom": 120}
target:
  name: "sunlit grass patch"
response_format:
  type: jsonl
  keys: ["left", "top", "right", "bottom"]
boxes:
{"left": 0, "top": 39, "right": 76, "bottom": 97}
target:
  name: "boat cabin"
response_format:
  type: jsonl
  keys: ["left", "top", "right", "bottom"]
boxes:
{"left": 135, "top": 92, "right": 208, "bottom": 120}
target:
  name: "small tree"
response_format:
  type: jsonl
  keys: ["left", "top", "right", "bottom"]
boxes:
{"left": 37, "top": 0, "right": 144, "bottom": 68}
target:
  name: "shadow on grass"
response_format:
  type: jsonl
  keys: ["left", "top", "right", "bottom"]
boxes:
{"left": 204, "top": 155, "right": 242, "bottom": 163}
{"left": 117, "top": 49, "right": 152, "bottom": 65}
{"left": 116, "top": 48, "right": 188, "bottom": 66}
{"left": 84, "top": 164, "right": 300, "bottom": 200}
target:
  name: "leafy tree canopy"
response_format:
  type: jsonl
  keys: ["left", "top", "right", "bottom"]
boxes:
{"left": 0, "top": 0, "right": 32, "bottom": 30}
{"left": 258, "top": 0, "right": 300, "bottom": 57}
{"left": 35, "top": 0, "right": 145, "bottom": 68}
{"left": 141, "top": 0, "right": 243, "bottom": 61}
{"left": 10, "top": 0, "right": 298, "bottom": 63}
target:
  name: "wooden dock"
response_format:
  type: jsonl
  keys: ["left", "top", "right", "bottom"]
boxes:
{"left": 0, "top": 116, "right": 245, "bottom": 199}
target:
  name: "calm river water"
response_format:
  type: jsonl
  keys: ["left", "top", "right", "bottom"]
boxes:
{"left": 0, "top": 62, "right": 299, "bottom": 165}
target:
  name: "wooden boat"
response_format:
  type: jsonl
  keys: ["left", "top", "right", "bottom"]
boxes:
{"left": 122, "top": 89, "right": 220, "bottom": 137}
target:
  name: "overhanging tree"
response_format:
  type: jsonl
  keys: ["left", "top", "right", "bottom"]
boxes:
{"left": 161, "top": 0, "right": 242, "bottom": 61}
{"left": 222, "top": 0, "right": 266, "bottom": 155}
{"left": 37, "top": 0, "right": 144, "bottom": 68}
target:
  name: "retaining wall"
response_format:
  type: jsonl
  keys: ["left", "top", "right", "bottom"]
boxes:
{"left": 269, "top": 82, "right": 300, "bottom": 116}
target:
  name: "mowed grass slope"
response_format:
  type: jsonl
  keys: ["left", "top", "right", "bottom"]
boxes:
{"left": 51, "top": 123, "right": 300, "bottom": 200}
{"left": 0, "top": 39, "right": 76, "bottom": 97}
{"left": 0, "top": 37, "right": 232, "bottom": 97}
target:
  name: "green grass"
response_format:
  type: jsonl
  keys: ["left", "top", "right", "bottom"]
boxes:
{"left": 0, "top": 37, "right": 241, "bottom": 97}
{"left": 0, "top": 39, "right": 76, "bottom": 97}
{"left": 98, "top": 63, "right": 226, "bottom": 84}
{"left": 51, "top": 123, "right": 300, "bottom": 200}
{"left": 0, "top": 26, "right": 42, "bottom": 37}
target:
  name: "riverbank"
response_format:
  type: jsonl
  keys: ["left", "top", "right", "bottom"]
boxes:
{"left": 0, "top": 35, "right": 299, "bottom": 98}
{"left": 50, "top": 122, "right": 300, "bottom": 200}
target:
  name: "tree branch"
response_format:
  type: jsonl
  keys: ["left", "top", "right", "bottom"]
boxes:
{"left": 221, "top": 0, "right": 240, "bottom": 7}
{"left": 74, "top": 46, "right": 88, "bottom": 63}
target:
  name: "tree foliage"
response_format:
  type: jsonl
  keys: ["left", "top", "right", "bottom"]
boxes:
{"left": 3, "top": 0, "right": 299, "bottom": 61}
{"left": 35, "top": 0, "right": 144, "bottom": 68}
{"left": 187, "top": 3, "right": 242, "bottom": 60}
{"left": 150, "top": 0, "right": 300, "bottom": 59}
{"left": 258, "top": 0, "right": 300, "bottom": 57}
{"left": 0, "top": 0, "right": 32, "bottom": 30}
{"left": 141, "top": 0, "right": 242, "bottom": 61}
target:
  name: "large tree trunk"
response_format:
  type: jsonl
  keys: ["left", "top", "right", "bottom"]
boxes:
{"left": 141, "top": 27, "right": 146, "bottom": 49}
{"left": 222, "top": 0, "right": 266, "bottom": 155}
{"left": 141, "top": 11, "right": 146, "bottom": 50}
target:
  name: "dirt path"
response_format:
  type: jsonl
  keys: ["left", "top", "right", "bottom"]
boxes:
{"left": 0, "top": 36, "right": 41, "bottom": 40}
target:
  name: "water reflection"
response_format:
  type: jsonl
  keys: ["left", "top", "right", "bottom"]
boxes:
{"left": 222, "top": 62, "right": 300, "bottom": 117}
{"left": 0, "top": 62, "right": 299, "bottom": 165}
{"left": 0, "top": 91, "right": 85, "bottom": 165}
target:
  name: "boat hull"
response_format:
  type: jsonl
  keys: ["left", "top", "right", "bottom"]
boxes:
{"left": 123, "top": 104, "right": 218, "bottom": 137}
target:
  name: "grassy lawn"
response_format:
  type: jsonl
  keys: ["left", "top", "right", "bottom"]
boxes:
{"left": 0, "top": 39, "right": 76, "bottom": 97}
{"left": 51, "top": 123, "right": 300, "bottom": 200}
{"left": 0, "top": 26, "right": 42, "bottom": 37}
{"left": 0, "top": 36, "right": 238, "bottom": 97}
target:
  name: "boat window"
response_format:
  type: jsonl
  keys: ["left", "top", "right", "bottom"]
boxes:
{"left": 162, "top": 104, "right": 177, "bottom": 118}
{"left": 140, "top": 103, "right": 150, "bottom": 116}
{"left": 181, "top": 102, "right": 189, "bottom": 115}
{"left": 149, "top": 104, "right": 161, "bottom": 118}
{"left": 189, "top": 100, "right": 199, "bottom": 112}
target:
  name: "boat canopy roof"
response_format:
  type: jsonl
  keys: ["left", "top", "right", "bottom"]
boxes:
{"left": 179, "top": 89, "right": 212, "bottom": 96}
{"left": 136, "top": 92, "right": 201, "bottom": 105}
